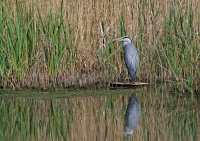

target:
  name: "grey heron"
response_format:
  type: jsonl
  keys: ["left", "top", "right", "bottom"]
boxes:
{"left": 114, "top": 36, "right": 139, "bottom": 81}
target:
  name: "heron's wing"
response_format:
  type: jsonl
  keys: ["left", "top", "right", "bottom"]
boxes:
{"left": 125, "top": 52, "right": 139, "bottom": 80}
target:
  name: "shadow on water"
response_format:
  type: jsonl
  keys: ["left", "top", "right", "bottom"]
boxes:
{"left": 0, "top": 85, "right": 199, "bottom": 141}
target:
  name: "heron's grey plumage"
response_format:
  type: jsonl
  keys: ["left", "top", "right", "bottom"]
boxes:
{"left": 120, "top": 37, "right": 139, "bottom": 81}
{"left": 124, "top": 96, "right": 140, "bottom": 136}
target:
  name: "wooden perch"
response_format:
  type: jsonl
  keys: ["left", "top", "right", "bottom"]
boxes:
{"left": 110, "top": 82, "right": 149, "bottom": 89}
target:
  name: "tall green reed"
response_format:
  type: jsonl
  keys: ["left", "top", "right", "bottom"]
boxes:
{"left": 0, "top": 1, "right": 38, "bottom": 79}
{"left": 159, "top": 1, "right": 198, "bottom": 92}
{"left": 96, "top": 17, "right": 127, "bottom": 81}
{"left": 38, "top": 0, "right": 76, "bottom": 75}
{"left": 0, "top": 6, "right": 8, "bottom": 78}
{"left": 0, "top": 0, "right": 76, "bottom": 82}
{"left": 96, "top": 22, "right": 118, "bottom": 81}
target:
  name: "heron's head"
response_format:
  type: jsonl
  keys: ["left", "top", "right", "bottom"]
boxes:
{"left": 120, "top": 37, "right": 132, "bottom": 47}
{"left": 113, "top": 36, "right": 132, "bottom": 48}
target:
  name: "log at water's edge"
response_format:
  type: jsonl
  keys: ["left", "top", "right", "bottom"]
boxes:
{"left": 110, "top": 82, "right": 149, "bottom": 89}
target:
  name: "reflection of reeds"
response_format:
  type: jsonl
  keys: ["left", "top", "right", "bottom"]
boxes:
{"left": 0, "top": 88, "right": 198, "bottom": 140}
{"left": 0, "top": 0, "right": 200, "bottom": 90}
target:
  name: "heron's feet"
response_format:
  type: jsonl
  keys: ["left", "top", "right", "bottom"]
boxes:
{"left": 126, "top": 79, "right": 135, "bottom": 84}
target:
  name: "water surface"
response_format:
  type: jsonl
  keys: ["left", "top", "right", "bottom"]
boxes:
{"left": 0, "top": 85, "right": 199, "bottom": 141}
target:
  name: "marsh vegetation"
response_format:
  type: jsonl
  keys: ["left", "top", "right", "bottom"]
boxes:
{"left": 0, "top": 0, "right": 199, "bottom": 91}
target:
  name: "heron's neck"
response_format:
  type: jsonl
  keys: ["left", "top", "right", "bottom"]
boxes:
{"left": 124, "top": 43, "right": 134, "bottom": 50}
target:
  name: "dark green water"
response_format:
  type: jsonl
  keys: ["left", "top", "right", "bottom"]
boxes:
{"left": 0, "top": 85, "right": 199, "bottom": 141}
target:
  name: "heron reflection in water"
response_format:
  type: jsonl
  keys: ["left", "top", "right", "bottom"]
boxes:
{"left": 124, "top": 96, "right": 141, "bottom": 136}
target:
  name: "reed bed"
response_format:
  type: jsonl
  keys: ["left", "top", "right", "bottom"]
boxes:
{"left": 0, "top": 0, "right": 199, "bottom": 90}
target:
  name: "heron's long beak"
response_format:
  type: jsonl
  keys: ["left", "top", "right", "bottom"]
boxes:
{"left": 112, "top": 35, "right": 128, "bottom": 42}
